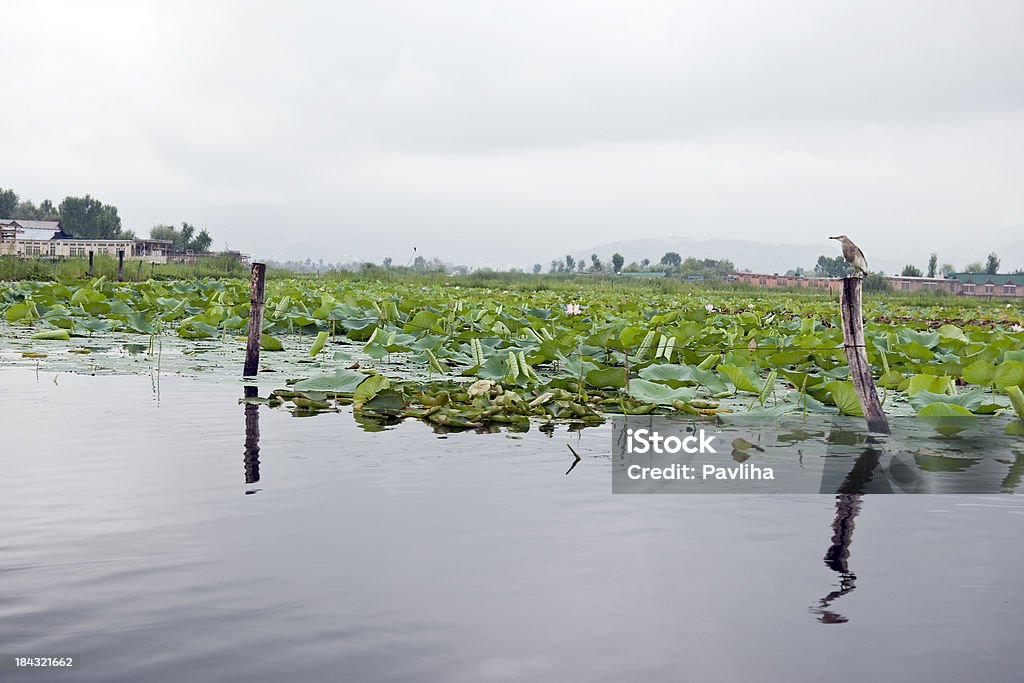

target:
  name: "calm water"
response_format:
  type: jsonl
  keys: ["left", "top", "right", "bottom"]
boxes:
{"left": 2, "top": 368, "right": 1023, "bottom": 682}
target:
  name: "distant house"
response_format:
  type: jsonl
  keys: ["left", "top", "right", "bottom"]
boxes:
{"left": 618, "top": 271, "right": 667, "bottom": 278}
{"left": 0, "top": 218, "right": 172, "bottom": 263}
{"left": 884, "top": 275, "right": 959, "bottom": 294}
{"left": 951, "top": 273, "right": 1024, "bottom": 298}
{"left": 170, "top": 249, "right": 250, "bottom": 265}
{"left": 729, "top": 272, "right": 839, "bottom": 291}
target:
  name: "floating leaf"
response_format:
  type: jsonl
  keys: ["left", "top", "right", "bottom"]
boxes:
{"left": 627, "top": 379, "right": 696, "bottom": 405}
{"left": 31, "top": 329, "right": 70, "bottom": 340}
{"left": 292, "top": 369, "right": 367, "bottom": 393}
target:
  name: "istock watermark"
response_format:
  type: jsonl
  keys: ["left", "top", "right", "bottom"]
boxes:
{"left": 624, "top": 427, "right": 718, "bottom": 454}
{"left": 611, "top": 415, "right": 1024, "bottom": 494}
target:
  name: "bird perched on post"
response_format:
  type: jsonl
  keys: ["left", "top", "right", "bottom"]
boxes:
{"left": 830, "top": 235, "right": 868, "bottom": 278}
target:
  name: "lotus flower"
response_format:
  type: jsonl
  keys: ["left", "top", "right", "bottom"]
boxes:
{"left": 565, "top": 302, "right": 582, "bottom": 315}
{"left": 1012, "top": 323, "right": 1024, "bottom": 333}
{"left": 705, "top": 303, "right": 714, "bottom": 312}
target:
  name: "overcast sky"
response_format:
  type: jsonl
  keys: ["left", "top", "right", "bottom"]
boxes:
{"left": 3, "top": 0, "right": 1023, "bottom": 270}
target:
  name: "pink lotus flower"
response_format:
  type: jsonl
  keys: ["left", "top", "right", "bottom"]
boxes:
{"left": 565, "top": 302, "right": 582, "bottom": 315}
{"left": 705, "top": 303, "right": 715, "bottom": 312}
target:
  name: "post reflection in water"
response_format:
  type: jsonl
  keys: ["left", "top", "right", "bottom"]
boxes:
{"left": 814, "top": 494, "right": 861, "bottom": 624}
{"left": 811, "top": 443, "right": 882, "bottom": 624}
{"left": 243, "top": 386, "right": 261, "bottom": 491}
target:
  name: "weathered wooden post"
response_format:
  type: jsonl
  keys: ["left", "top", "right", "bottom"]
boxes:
{"left": 136, "top": 259, "right": 143, "bottom": 281}
{"left": 243, "top": 262, "right": 267, "bottom": 378}
{"left": 117, "top": 250, "right": 125, "bottom": 282}
{"left": 839, "top": 277, "right": 890, "bottom": 434}
{"left": 88, "top": 251, "right": 94, "bottom": 277}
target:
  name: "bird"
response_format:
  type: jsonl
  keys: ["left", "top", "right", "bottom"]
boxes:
{"left": 829, "top": 235, "right": 869, "bottom": 278}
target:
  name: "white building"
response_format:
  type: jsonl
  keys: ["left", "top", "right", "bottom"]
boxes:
{"left": 0, "top": 219, "right": 172, "bottom": 263}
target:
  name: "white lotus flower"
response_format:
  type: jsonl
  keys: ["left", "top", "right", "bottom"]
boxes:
{"left": 705, "top": 303, "right": 715, "bottom": 312}
{"left": 565, "top": 302, "right": 582, "bottom": 315}
{"left": 748, "top": 303, "right": 755, "bottom": 309}
{"left": 1012, "top": 323, "right": 1024, "bottom": 333}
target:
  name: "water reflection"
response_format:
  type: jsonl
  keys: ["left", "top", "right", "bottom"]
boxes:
{"left": 243, "top": 386, "right": 261, "bottom": 491}
{"left": 813, "top": 493, "right": 862, "bottom": 624}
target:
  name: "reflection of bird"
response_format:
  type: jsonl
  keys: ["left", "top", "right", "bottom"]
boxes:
{"left": 829, "top": 235, "right": 868, "bottom": 278}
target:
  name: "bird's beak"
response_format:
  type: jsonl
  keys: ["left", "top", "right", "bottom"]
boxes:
{"left": 829, "top": 236, "right": 840, "bottom": 240}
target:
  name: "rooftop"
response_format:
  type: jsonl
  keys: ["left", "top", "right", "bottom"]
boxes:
{"left": 952, "top": 272, "right": 1024, "bottom": 286}
{"left": 0, "top": 219, "right": 61, "bottom": 231}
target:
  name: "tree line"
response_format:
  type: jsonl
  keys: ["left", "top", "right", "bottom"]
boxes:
{"left": 538, "top": 251, "right": 735, "bottom": 279}
{"left": 1, "top": 186, "right": 214, "bottom": 253}
{"left": 800, "top": 251, "right": 1017, "bottom": 279}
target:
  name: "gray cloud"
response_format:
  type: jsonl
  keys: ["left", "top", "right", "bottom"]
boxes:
{"left": 3, "top": 0, "right": 1023, "bottom": 269}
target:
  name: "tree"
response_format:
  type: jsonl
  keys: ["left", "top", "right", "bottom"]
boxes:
{"left": 149, "top": 222, "right": 213, "bottom": 253}
{"left": 901, "top": 264, "right": 923, "bottom": 277}
{"left": 58, "top": 195, "right": 123, "bottom": 238}
{"left": 964, "top": 261, "right": 984, "bottom": 273}
{"left": 927, "top": 253, "right": 937, "bottom": 278}
{"left": 576, "top": 260, "right": 585, "bottom": 273}
{"left": 382, "top": 257, "right": 392, "bottom": 268}
{"left": 590, "top": 253, "right": 603, "bottom": 272}
{"left": 565, "top": 255, "right": 576, "bottom": 272}
{"left": 660, "top": 251, "right": 682, "bottom": 268}
{"left": 612, "top": 253, "right": 624, "bottom": 273}
{"left": 863, "top": 273, "right": 892, "bottom": 292}
{"left": 940, "top": 263, "right": 956, "bottom": 277}
{"left": 814, "top": 255, "right": 852, "bottom": 277}
{"left": 532, "top": 263, "right": 542, "bottom": 274}
{"left": 640, "top": 258, "right": 650, "bottom": 268}
{"left": 985, "top": 252, "right": 1000, "bottom": 274}
{"left": 193, "top": 230, "right": 212, "bottom": 253}
{"left": 0, "top": 188, "right": 18, "bottom": 217}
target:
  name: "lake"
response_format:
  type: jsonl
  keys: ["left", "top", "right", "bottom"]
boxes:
{"left": 2, "top": 368, "right": 1022, "bottom": 682}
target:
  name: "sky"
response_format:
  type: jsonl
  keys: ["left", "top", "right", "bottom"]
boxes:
{"left": 3, "top": 0, "right": 1024, "bottom": 271}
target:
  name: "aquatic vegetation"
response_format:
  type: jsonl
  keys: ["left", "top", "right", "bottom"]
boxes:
{"left": 1, "top": 276, "right": 1023, "bottom": 435}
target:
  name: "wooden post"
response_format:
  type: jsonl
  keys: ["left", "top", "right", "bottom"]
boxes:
{"left": 243, "top": 262, "right": 267, "bottom": 378}
{"left": 136, "top": 259, "right": 143, "bottom": 281}
{"left": 117, "top": 250, "right": 124, "bottom": 282}
{"left": 88, "top": 251, "right": 94, "bottom": 277}
{"left": 839, "top": 277, "right": 890, "bottom": 434}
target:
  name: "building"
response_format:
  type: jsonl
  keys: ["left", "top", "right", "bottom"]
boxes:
{"left": 169, "top": 249, "right": 250, "bottom": 265}
{"left": 618, "top": 271, "right": 667, "bottom": 278}
{"left": 729, "top": 272, "right": 840, "bottom": 292}
{"left": 884, "top": 275, "right": 960, "bottom": 294}
{"left": 729, "top": 271, "right": 1024, "bottom": 298}
{"left": 950, "top": 272, "right": 1024, "bottom": 298}
{"left": 0, "top": 219, "right": 173, "bottom": 263}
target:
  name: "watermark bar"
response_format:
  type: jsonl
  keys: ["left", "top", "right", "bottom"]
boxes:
{"left": 612, "top": 415, "right": 1024, "bottom": 494}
